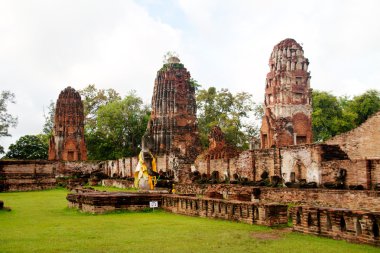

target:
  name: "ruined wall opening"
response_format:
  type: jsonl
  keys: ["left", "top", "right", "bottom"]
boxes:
{"left": 326, "top": 214, "right": 332, "bottom": 231}
{"left": 290, "top": 172, "right": 296, "bottom": 183}
{"left": 296, "top": 210, "right": 301, "bottom": 225}
{"left": 296, "top": 136, "right": 307, "bottom": 145}
{"left": 340, "top": 216, "right": 347, "bottom": 232}
{"left": 373, "top": 221, "right": 379, "bottom": 238}
{"left": 254, "top": 207, "right": 259, "bottom": 220}
{"left": 294, "top": 160, "right": 306, "bottom": 181}
{"left": 262, "top": 134, "right": 268, "bottom": 148}
{"left": 356, "top": 219, "right": 362, "bottom": 235}
{"left": 307, "top": 213, "right": 313, "bottom": 226}
{"left": 67, "top": 151, "right": 74, "bottom": 161}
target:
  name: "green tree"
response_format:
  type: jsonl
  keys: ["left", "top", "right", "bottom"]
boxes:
{"left": 86, "top": 91, "right": 150, "bottom": 160}
{"left": 0, "top": 91, "right": 18, "bottom": 154}
{"left": 346, "top": 89, "right": 380, "bottom": 125}
{"left": 42, "top": 100, "right": 55, "bottom": 135}
{"left": 5, "top": 135, "right": 48, "bottom": 159}
{"left": 312, "top": 91, "right": 347, "bottom": 142}
{"left": 196, "top": 87, "right": 256, "bottom": 149}
{"left": 79, "top": 84, "right": 121, "bottom": 132}
{"left": 311, "top": 89, "right": 380, "bottom": 142}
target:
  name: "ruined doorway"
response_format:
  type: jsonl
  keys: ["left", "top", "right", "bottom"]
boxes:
{"left": 67, "top": 151, "right": 74, "bottom": 161}
{"left": 296, "top": 135, "right": 307, "bottom": 145}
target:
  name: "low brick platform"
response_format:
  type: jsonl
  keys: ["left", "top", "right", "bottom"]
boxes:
{"left": 291, "top": 205, "right": 380, "bottom": 247}
{"left": 66, "top": 191, "right": 287, "bottom": 227}
{"left": 67, "top": 191, "right": 163, "bottom": 214}
{"left": 162, "top": 195, "right": 288, "bottom": 226}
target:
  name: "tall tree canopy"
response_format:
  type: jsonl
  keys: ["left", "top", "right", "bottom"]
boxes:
{"left": 346, "top": 89, "right": 380, "bottom": 125}
{"left": 0, "top": 91, "right": 18, "bottom": 154}
{"left": 42, "top": 100, "right": 55, "bottom": 135}
{"left": 5, "top": 135, "right": 48, "bottom": 159}
{"left": 312, "top": 89, "right": 380, "bottom": 142}
{"left": 196, "top": 87, "right": 258, "bottom": 149}
{"left": 79, "top": 84, "right": 121, "bottom": 132}
{"left": 85, "top": 91, "right": 150, "bottom": 160}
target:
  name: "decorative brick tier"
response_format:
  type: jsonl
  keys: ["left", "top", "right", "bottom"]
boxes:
{"left": 162, "top": 195, "right": 288, "bottom": 226}
{"left": 291, "top": 205, "right": 380, "bottom": 247}
{"left": 260, "top": 38, "right": 312, "bottom": 148}
{"left": 66, "top": 191, "right": 163, "bottom": 214}
{"left": 48, "top": 86, "right": 87, "bottom": 161}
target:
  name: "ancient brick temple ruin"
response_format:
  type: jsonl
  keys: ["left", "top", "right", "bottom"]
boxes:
{"left": 48, "top": 86, "right": 87, "bottom": 161}
{"left": 2, "top": 41, "right": 380, "bottom": 247}
{"left": 260, "top": 38, "right": 313, "bottom": 148}
{"left": 147, "top": 56, "right": 201, "bottom": 180}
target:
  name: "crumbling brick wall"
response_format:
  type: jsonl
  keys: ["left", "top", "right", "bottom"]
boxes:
{"left": 0, "top": 160, "right": 56, "bottom": 191}
{"left": 162, "top": 195, "right": 288, "bottom": 226}
{"left": 0, "top": 160, "right": 101, "bottom": 191}
{"left": 174, "top": 184, "right": 380, "bottom": 212}
{"left": 253, "top": 149, "right": 277, "bottom": 181}
{"left": 321, "top": 160, "right": 368, "bottom": 188}
{"left": 235, "top": 151, "right": 253, "bottom": 179}
{"left": 326, "top": 111, "right": 380, "bottom": 160}
{"left": 102, "top": 156, "right": 138, "bottom": 178}
{"left": 291, "top": 206, "right": 380, "bottom": 246}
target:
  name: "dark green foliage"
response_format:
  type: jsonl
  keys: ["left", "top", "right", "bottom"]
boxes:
{"left": 79, "top": 84, "right": 121, "bottom": 132}
{"left": 85, "top": 91, "right": 150, "bottom": 160}
{"left": 347, "top": 89, "right": 380, "bottom": 125}
{"left": 196, "top": 87, "right": 258, "bottom": 149}
{"left": 159, "top": 63, "right": 184, "bottom": 72}
{"left": 312, "top": 89, "right": 380, "bottom": 142}
{"left": 5, "top": 135, "right": 48, "bottom": 159}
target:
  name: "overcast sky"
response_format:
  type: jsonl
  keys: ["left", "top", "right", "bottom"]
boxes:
{"left": 1, "top": 0, "right": 380, "bottom": 152}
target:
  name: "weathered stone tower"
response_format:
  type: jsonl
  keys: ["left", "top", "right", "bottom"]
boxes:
{"left": 148, "top": 56, "right": 201, "bottom": 179}
{"left": 260, "top": 38, "right": 312, "bottom": 148}
{"left": 48, "top": 86, "right": 87, "bottom": 161}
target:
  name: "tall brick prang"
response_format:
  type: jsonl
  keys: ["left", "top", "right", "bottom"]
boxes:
{"left": 147, "top": 56, "right": 201, "bottom": 180}
{"left": 48, "top": 86, "right": 87, "bottom": 161}
{"left": 260, "top": 38, "right": 313, "bottom": 148}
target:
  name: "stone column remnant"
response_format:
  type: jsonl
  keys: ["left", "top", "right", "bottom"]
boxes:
{"left": 48, "top": 86, "right": 87, "bottom": 161}
{"left": 260, "top": 38, "right": 313, "bottom": 148}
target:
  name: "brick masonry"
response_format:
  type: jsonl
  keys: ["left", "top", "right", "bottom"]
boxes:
{"left": 48, "top": 86, "right": 87, "bottom": 161}
{"left": 0, "top": 160, "right": 99, "bottom": 191}
{"left": 148, "top": 57, "right": 201, "bottom": 168}
{"left": 162, "top": 195, "right": 288, "bottom": 227}
{"left": 174, "top": 184, "right": 380, "bottom": 212}
{"left": 326, "top": 111, "right": 380, "bottom": 160}
{"left": 67, "top": 191, "right": 163, "bottom": 214}
{"left": 260, "top": 38, "right": 313, "bottom": 148}
{"left": 291, "top": 205, "right": 380, "bottom": 246}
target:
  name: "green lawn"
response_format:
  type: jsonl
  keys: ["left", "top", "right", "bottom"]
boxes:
{"left": 0, "top": 188, "right": 378, "bottom": 253}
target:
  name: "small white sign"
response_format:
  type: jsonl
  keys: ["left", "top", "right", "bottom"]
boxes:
{"left": 149, "top": 201, "right": 158, "bottom": 208}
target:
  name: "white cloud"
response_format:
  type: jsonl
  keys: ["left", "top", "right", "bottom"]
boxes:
{"left": 0, "top": 0, "right": 182, "bottom": 151}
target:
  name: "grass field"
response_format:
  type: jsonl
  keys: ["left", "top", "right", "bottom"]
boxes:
{"left": 0, "top": 188, "right": 378, "bottom": 253}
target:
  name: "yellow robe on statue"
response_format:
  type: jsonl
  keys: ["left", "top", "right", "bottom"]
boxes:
{"left": 134, "top": 151, "right": 157, "bottom": 190}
